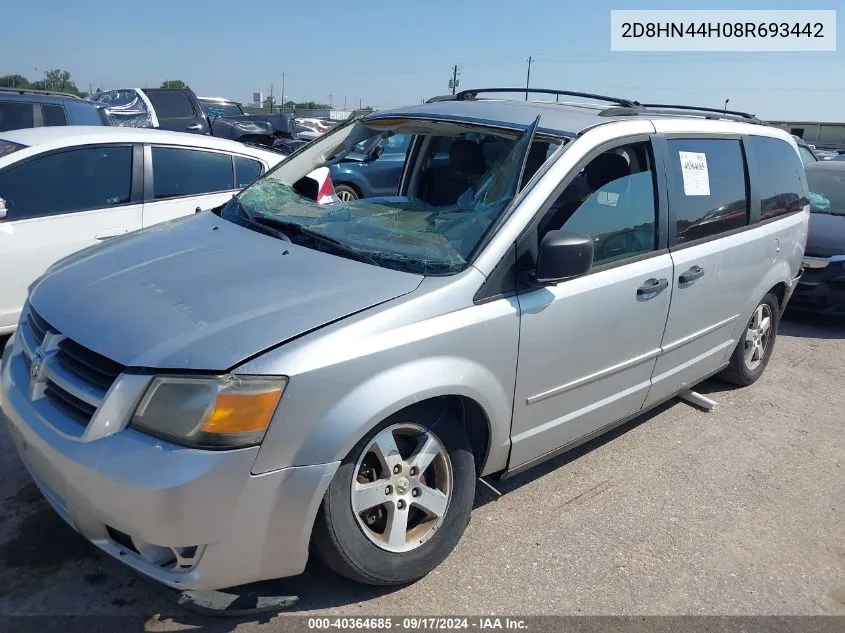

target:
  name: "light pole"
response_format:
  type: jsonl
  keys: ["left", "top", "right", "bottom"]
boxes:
{"left": 724, "top": 98, "right": 730, "bottom": 113}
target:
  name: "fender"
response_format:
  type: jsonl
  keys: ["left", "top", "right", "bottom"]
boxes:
{"left": 295, "top": 356, "right": 511, "bottom": 475}
{"left": 250, "top": 355, "right": 513, "bottom": 477}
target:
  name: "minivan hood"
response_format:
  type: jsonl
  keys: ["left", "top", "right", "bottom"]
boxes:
{"left": 29, "top": 213, "right": 423, "bottom": 370}
{"left": 807, "top": 212, "right": 845, "bottom": 257}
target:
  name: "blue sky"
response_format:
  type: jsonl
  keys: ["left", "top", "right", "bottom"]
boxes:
{"left": 4, "top": 0, "right": 844, "bottom": 120}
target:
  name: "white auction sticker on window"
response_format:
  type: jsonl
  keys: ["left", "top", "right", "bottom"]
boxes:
{"left": 679, "top": 151, "right": 710, "bottom": 196}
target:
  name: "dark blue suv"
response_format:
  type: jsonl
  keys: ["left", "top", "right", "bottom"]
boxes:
{"left": 0, "top": 88, "right": 107, "bottom": 132}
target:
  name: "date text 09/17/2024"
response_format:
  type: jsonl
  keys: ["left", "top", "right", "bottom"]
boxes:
{"left": 307, "top": 617, "right": 529, "bottom": 630}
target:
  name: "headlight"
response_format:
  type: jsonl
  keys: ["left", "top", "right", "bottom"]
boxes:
{"left": 131, "top": 375, "right": 286, "bottom": 449}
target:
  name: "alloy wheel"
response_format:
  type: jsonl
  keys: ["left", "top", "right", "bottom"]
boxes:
{"left": 744, "top": 303, "right": 773, "bottom": 371}
{"left": 351, "top": 423, "right": 453, "bottom": 553}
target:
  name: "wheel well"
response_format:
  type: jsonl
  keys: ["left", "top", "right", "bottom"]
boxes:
{"left": 387, "top": 396, "right": 491, "bottom": 474}
{"left": 334, "top": 181, "right": 361, "bottom": 196}
{"left": 770, "top": 282, "right": 787, "bottom": 314}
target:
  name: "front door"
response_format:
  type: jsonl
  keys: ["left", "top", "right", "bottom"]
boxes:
{"left": 0, "top": 144, "right": 141, "bottom": 330}
{"left": 510, "top": 139, "right": 672, "bottom": 468}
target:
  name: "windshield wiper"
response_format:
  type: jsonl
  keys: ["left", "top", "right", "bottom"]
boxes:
{"left": 251, "top": 216, "right": 380, "bottom": 266}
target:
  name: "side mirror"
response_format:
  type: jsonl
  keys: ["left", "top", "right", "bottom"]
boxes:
{"left": 535, "top": 230, "right": 594, "bottom": 284}
{"left": 0, "top": 197, "right": 6, "bottom": 220}
{"left": 369, "top": 145, "right": 385, "bottom": 161}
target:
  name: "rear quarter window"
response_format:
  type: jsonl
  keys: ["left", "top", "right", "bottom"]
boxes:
{"left": 42, "top": 104, "right": 68, "bottom": 126}
{"left": 748, "top": 136, "right": 808, "bottom": 221}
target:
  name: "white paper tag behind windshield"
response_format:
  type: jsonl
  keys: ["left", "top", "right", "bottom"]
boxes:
{"left": 679, "top": 151, "right": 710, "bottom": 196}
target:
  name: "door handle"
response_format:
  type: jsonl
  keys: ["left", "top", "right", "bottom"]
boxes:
{"left": 679, "top": 265, "right": 705, "bottom": 285}
{"left": 186, "top": 124, "right": 203, "bottom": 131}
{"left": 95, "top": 228, "right": 128, "bottom": 240}
{"left": 637, "top": 278, "right": 668, "bottom": 297}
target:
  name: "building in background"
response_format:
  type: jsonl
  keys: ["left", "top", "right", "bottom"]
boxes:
{"left": 769, "top": 121, "right": 845, "bottom": 149}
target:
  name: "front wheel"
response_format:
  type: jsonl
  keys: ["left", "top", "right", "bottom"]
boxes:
{"left": 311, "top": 410, "right": 475, "bottom": 585}
{"left": 720, "top": 292, "right": 779, "bottom": 386}
{"left": 334, "top": 184, "right": 359, "bottom": 202}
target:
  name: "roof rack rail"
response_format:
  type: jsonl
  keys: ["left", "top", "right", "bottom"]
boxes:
{"left": 0, "top": 86, "right": 82, "bottom": 99}
{"left": 598, "top": 103, "right": 762, "bottom": 124}
{"left": 453, "top": 88, "right": 639, "bottom": 109}
{"left": 639, "top": 103, "right": 758, "bottom": 120}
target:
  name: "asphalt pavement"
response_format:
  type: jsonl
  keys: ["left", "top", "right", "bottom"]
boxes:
{"left": 0, "top": 311, "right": 842, "bottom": 631}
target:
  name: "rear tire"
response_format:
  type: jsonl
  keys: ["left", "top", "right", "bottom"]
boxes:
{"left": 311, "top": 408, "right": 475, "bottom": 586}
{"left": 720, "top": 292, "right": 779, "bottom": 386}
{"left": 334, "top": 184, "right": 359, "bottom": 202}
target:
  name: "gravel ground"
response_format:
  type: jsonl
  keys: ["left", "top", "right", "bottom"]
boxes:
{"left": 0, "top": 310, "right": 842, "bottom": 630}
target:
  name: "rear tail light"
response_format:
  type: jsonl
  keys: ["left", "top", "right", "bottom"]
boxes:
{"left": 318, "top": 172, "right": 339, "bottom": 205}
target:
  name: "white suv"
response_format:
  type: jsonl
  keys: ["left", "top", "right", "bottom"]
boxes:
{"left": 0, "top": 126, "right": 285, "bottom": 334}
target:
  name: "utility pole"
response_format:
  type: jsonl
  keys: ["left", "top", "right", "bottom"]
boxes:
{"left": 525, "top": 56, "right": 533, "bottom": 101}
{"left": 269, "top": 83, "right": 274, "bottom": 112}
{"left": 359, "top": 97, "right": 362, "bottom": 110}
{"left": 281, "top": 72, "right": 285, "bottom": 109}
{"left": 451, "top": 65, "right": 459, "bottom": 95}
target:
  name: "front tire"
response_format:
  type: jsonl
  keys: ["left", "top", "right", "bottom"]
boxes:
{"left": 334, "top": 184, "right": 359, "bottom": 202}
{"left": 312, "top": 408, "right": 475, "bottom": 585}
{"left": 720, "top": 292, "right": 779, "bottom": 386}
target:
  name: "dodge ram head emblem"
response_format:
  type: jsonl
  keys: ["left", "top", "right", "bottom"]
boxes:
{"left": 30, "top": 347, "right": 46, "bottom": 384}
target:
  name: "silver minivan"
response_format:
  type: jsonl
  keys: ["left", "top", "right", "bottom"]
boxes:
{"left": 0, "top": 90, "right": 808, "bottom": 591}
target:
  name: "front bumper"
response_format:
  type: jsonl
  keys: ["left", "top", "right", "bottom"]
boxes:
{"left": 790, "top": 258, "right": 845, "bottom": 315}
{"left": 0, "top": 335, "right": 338, "bottom": 591}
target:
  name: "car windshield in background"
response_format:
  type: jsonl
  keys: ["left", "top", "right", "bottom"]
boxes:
{"left": 0, "top": 140, "right": 27, "bottom": 158}
{"left": 806, "top": 169, "right": 845, "bottom": 215}
{"left": 230, "top": 117, "right": 550, "bottom": 275}
{"left": 202, "top": 102, "right": 243, "bottom": 117}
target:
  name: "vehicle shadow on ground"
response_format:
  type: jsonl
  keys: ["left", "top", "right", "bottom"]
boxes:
{"left": 480, "top": 399, "right": 678, "bottom": 501}
{"left": 779, "top": 309, "right": 844, "bottom": 340}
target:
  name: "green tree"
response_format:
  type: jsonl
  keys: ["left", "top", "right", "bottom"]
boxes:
{"left": 31, "top": 69, "right": 82, "bottom": 95}
{"left": 161, "top": 79, "right": 190, "bottom": 90}
{"left": 0, "top": 74, "right": 31, "bottom": 89}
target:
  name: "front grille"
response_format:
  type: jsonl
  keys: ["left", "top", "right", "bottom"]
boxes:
{"left": 27, "top": 308, "right": 55, "bottom": 345}
{"left": 44, "top": 383, "right": 98, "bottom": 422}
{"left": 55, "top": 339, "right": 123, "bottom": 391}
{"left": 20, "top": 305, "right": 125, "bottom": 428}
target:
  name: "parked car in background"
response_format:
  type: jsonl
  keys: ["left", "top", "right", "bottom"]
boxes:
{"left": 793, "top": 135, "right": 818, "bottom": 165}
{"left": 791, "top": 161, "right": 845, "bottom": 315}
{"left": 0, "top": 126, "right": 284, "bottom": 334}
{"left": 329, "top": 133, "right": 412, "bottom": 201}
{"left": 197, "top": 96, "right": 248, "bottom": 118}
{"left": 90, "top": 88, "right": 297, "bottom": 147}
{"left": 297, "top": 118, "right": 330, "bottom": 133}
{"left": 0, "top": 88, "right": 109, "bottom": 132}
{"left": 814, "top": 148, "right": 844, "bottom": 161}
{"left": 294, "top": 123, "right": 322, "bottom": 141}
{"left": 0, "top": 89, "right": 807, "bottom": 594}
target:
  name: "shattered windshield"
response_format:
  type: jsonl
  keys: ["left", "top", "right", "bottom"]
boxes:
{"left": 229, "top": 116, "right": 551, "bottom": 275}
